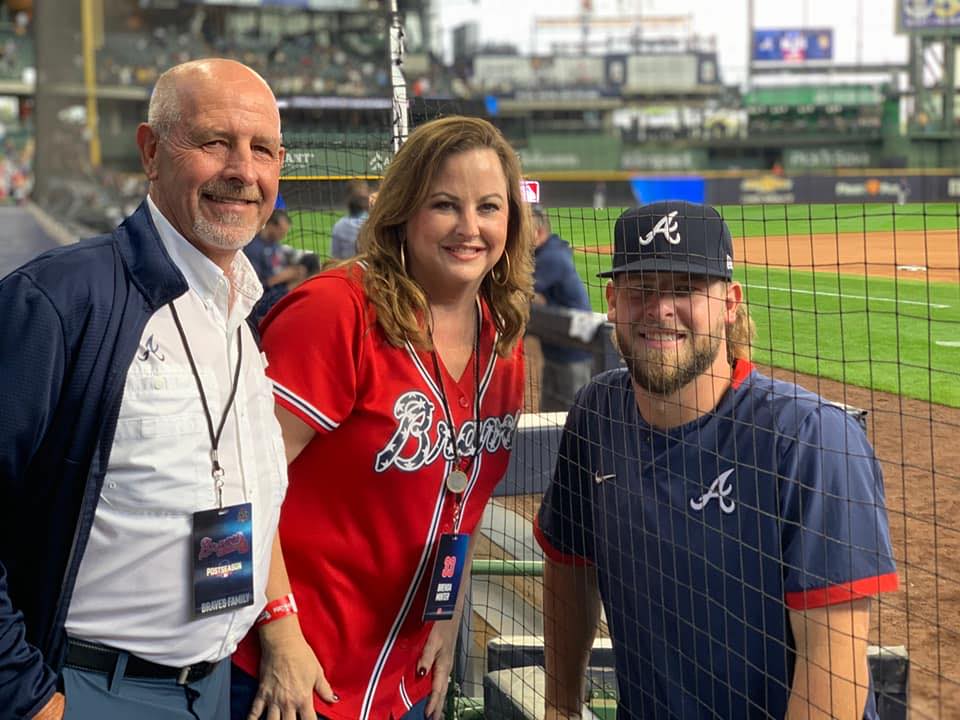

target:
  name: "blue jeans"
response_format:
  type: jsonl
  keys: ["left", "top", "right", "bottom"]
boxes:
{"left": 230, "top": 664, "right": 428, "bottom": 719}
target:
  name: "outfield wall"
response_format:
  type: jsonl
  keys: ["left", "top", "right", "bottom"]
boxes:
{"left": 529, "top": 173, "right": 960, "bottom": 208}
{"left": 278, "top": 172, "right": 960, "bottom": 212}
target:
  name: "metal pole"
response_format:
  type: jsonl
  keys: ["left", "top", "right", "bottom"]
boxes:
{"left": 745, "top": 0, "right": 754, "bottom": 91}
{"left": 80, "top": 0, "right": 101, "bottom": 168}
{"left": 388, "top": 0, "right": 408, "bottom": 154}
{"left": 945, "top": 38, "right": 956, "bottom": 139}
{"left": 471, "top": 559, "right": 544, "bottom": 576}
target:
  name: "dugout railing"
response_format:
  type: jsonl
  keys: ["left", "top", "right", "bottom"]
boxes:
{"left": 448, "top": 304, "right": 909, "bottom": 720}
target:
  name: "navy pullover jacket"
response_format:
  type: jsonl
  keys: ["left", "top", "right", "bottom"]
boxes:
{"left": 533, "top": 233, "right": 593, "bottom": 364}
{"left": 0, "top": 202, "right": 188, "bottom": 717}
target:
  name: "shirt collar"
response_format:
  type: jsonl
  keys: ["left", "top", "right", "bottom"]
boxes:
{"left": 146, "top": 196, "right": 263, "bottom": 317}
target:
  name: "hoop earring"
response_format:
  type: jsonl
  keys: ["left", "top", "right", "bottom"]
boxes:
{"left": 493, "top": 252, "right": 511, "bottom": 286}
{"left": 397, "top": 227, "right": 408, "bottom": 274}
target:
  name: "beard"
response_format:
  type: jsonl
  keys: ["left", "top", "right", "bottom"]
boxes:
{"left": 617, "top": 319, "right": 723, "bottom": 395}
{"left": 192, "top": 181, "right": 263, "bottom": 251}
{"left": 192, "top": 213, "right": 258, "bottom": 251}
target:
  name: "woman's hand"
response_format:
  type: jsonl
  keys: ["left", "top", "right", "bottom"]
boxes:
{"left": 417, "top": 619, "right": 459, "bottom": 720}
{"left": 247, "top": 618, "right": 337, "bottom": 720}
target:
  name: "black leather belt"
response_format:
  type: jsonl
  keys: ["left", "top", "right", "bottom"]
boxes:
{"left": 65, "top": 639, "right": 220, "bottom": 686}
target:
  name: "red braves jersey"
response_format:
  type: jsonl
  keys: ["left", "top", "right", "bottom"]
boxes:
{"left": 233, "top": 265, "right": 524, "bottom": 720}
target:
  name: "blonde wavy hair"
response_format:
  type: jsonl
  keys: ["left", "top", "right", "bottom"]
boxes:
{"left": 726, "top": 301, "right": 755, "bottom": 364}
{"left": 354, "top": 116, "right": 534, "bottom": 357}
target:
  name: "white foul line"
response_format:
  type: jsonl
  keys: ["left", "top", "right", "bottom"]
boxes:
{"left": 745, "top": 284, "right": 950, "bottom": 309}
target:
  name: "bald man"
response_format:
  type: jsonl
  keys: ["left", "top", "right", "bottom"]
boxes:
{"left": 0, "top": 59, "right": 288, "bottom": 719}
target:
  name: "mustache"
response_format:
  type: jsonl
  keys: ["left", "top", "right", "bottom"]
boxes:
{"left": 200, "top": 182, "right": 262, "bottom": 203}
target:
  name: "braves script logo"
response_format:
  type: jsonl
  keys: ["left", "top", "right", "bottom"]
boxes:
{"left": 198, "top": 532, "right": 249, "bottom": 561}
{"left": 137, "top": 335, "right": 165, "bottom": 361}
{"left": 689, "top": 468, "right": 736, "bottom": 514}
{"left": 375, "top": 391, "right": 518, "bottom": 473}
{"left": 641, "top": 210, "right": 681, "bottom": 246}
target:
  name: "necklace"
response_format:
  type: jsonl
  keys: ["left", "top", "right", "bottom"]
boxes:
{"left": 428, "top": 302, "right": 482, "bottom": 496}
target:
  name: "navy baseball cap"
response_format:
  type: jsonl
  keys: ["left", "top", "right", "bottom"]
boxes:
{"left": 598, "top": 201, "right": 735, "bottom": 280}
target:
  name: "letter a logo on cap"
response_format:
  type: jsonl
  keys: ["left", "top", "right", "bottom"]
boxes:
{"left": 641, "top": 210, "right": 681, "bottom": 246}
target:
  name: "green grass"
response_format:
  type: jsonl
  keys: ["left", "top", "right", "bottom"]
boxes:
{"left": 739, "top": 267, "right": 960, "bottom": 406}
{"left": 547, "top": 202, "right": 960, "bottom": 250}
{"left": 286, "top": 209, "right": 339, "bottom": 257}
{"left": 720, "top": 202, "right": 960, "bottom": 236}
{"left": 286, "top": 204, "right": 960, "bottom": 406}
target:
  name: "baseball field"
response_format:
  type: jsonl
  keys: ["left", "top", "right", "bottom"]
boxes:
{"left": 287, "top": 202, "right": 960, "bottom": 716}
{"left": 291, "top": 202, "right": 960, "bottom": 406}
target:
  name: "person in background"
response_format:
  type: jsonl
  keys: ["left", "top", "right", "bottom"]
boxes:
{"left": 231, "top": 116, "right": 534, "bottom": 720}
{"left": 243, "top": 208, "right": 292, "bottom": 285}
{"left": 0, "top": 58, "right": 288, "bottom": 720}
{"left": 536, "top": 201, "right": 898, "bottom": 720}
{"left": 329, "top": 180, "right": 371, "bottom": 259}
{"left": 531, "top": 204, "right": 594, "bottom": 411}
{"left": 249, "top": 252, "right": 321, "bottom": 327}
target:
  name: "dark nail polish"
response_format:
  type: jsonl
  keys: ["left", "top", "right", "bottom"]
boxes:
{"left": 416, "top": 667, "right": 426, "bottom": 678}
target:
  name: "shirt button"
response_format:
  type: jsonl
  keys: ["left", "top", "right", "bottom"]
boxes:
{"left": 154, "top": 378, "right": 165, "bottom": 390}
{"left": 458, "top": 396, "right": 469, "bottom": 408}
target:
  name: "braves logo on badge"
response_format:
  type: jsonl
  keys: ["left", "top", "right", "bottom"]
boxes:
{"left": 690, "top": 468, "right": 736, "bottom": 514}
{"left": 641, "top": 210, "right": 681, "bottom": 246}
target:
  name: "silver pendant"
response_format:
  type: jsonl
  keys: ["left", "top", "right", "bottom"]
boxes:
{"left": 446, "top": 469, "right": 469, "bottom": 494}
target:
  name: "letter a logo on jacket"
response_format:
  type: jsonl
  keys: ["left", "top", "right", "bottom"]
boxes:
{"left": 690, "top": 468, "right": 735, "bottom": 514}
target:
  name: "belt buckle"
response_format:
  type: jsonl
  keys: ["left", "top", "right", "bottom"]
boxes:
{"left": 176, "top": 666, "right": 191, "bottom": 686}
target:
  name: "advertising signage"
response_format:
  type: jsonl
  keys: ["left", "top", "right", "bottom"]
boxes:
{"left": 752, "top": 29, "right": 833, "bottom": 63}
{"left": 898, "top": 0, "right": 960, "bottom": 34}
{"left": 705, "top": 175, "right": 949, "bottom": 205}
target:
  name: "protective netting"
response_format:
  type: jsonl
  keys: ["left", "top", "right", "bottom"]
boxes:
{"left": 25, "top": 2, "right": 960, "bottom": 717}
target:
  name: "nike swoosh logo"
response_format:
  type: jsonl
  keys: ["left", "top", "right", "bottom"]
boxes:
{"left": 594, "top": 473, "right": 616, "bottom": 484}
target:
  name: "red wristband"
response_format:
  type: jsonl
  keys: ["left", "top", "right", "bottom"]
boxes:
{"left": 256, "top": 593, "right": 298, "bottom": 626}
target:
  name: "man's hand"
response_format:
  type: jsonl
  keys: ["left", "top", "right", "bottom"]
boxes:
{"left": 418, "top": 620, "right": 458, "bottom": 720}
{"left": 248, "top": 617, "right": 337, "bottom": 720}
{"left": 32, "top": 692, "right": 64, "bottom": 720}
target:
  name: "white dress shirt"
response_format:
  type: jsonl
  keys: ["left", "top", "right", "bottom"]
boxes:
{"left": 65, "top": 197, "right": 288, "bottom": 665}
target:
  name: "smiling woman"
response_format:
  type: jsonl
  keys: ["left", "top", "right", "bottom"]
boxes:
{"left": 230, "top": 116, "right": 536, "bottom": 720}
{"left": 403, "top": 147, "right": 510, "bottom": 327}
{"left": 360, "top": 115, "right": 534, "bottom": 357}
